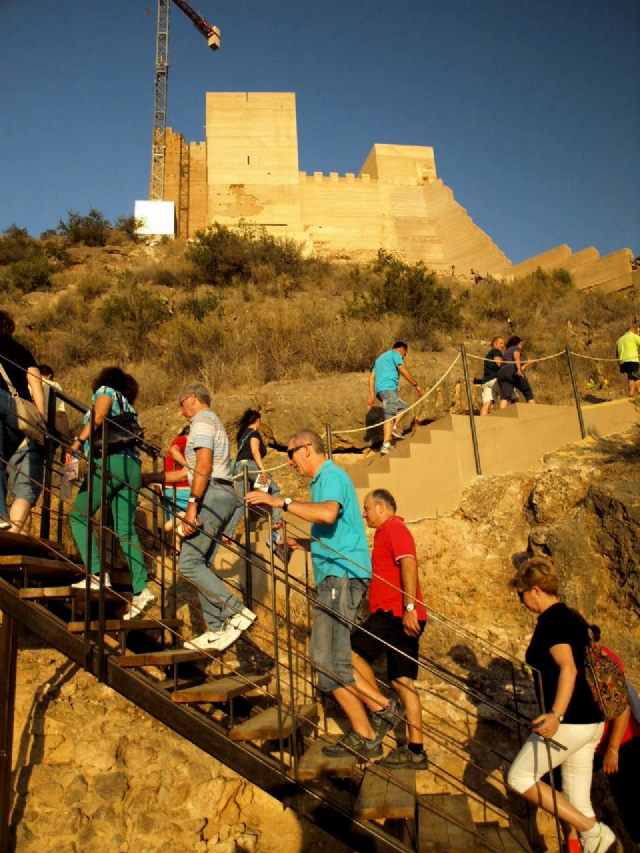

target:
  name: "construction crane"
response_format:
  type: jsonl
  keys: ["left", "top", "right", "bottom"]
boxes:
{"left": 149, "top": 0, "right": 220, "bottom": 206}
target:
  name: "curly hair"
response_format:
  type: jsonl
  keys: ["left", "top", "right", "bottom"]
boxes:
{"left": 0, "top": 311, "right": 16, "bottom": 338}
{"left": 235, "top": 408, "right": 261, "bottom": 445}
{"left": 511, "top": 556, "right": 558, "bottom": 596}
{"left": 92, "top": 366, "right": 139, "bottom": 405}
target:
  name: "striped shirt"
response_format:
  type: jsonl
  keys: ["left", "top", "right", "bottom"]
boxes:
{"left": 185, "top": 408, "right": 232, "bottom": 485}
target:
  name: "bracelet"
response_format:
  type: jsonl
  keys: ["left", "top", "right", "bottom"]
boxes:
{"left": 606, "top": 747, "right": 619, "bottom": 754}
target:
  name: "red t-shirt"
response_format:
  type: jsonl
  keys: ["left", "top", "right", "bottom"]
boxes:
{"left": 165, "top": 434, "right": 189, "bottom": 487}
{"left": 368, "top": 516, "right": 427, "bottom": 621}
{"left": 595, "top": 647, "right": 640, "bottom": 755}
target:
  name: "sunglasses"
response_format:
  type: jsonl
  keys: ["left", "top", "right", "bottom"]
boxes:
{"left": 287, "top": 443, "right": 310, "bottom": 460}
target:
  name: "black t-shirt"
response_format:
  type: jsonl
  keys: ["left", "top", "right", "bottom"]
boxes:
{"left": 236, "top": 428, "right": 266, "bottom": 463}
{"left": 525, "top": 602, "right": 602, "bottom": 724}
{"left": 0, "top": 335, "right": 37, "bottom": 399}
{"left": 482, "top": 348, "right": 503, "bottom": 383}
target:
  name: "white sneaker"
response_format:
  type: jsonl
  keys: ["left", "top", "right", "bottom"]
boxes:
{"left": 581, "top": 823, "right": 616, "bottom": 853}
{"left": 71, "top": 574, "right": 112, "bottom": 590}
{"left": 392, "top": 429, "right": 404, "bottom": 440}
{"left": 183, "top": 622, "right": 242, "bottom": 652}
{"left": 123, "top": 587, "right": 156, "bottom": 621}
{"left": 380, "top": 443, "right": 392, "bottom": 455}
{"left": 229, "top": 606, "right": 256, "bottom": 632}
{"left": 0, "top": 518, "right": 11, "bottom": 531}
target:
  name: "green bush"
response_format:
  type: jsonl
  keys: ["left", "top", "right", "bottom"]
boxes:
{"left": 187, "top": 220, "right": 304, "bottom": 286}
{"left": 8, "top": 256, "right": 52, "bottom": 292}
{"left": 346, "top": 251, "right": 463, "bottom": 338}
{"left": 179, "top": 290, "right": 222, "bottom": 321}
{"left": 57, "top": 208, "right": 111, "bottom": 247}
{"left": 0, "top": 225, "right": 43, "bottom": 265}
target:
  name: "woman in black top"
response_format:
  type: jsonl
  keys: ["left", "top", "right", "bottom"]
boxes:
{"left": 223, "top": 409, "right": 282, "bottom": 540}
{"left": 0, "top": 311, "right": 45, "bottom": 526}
{"left": 497, "top": 335, "right": 536, "bottom": 409}
{"left": 507, "top": 557, "right": 616, "bottom": 853}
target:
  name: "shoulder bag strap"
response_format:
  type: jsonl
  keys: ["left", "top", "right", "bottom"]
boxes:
{"left": 0, "top": 360, "right": 19, "bottom": 399}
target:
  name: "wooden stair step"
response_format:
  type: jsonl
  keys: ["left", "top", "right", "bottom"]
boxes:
{"left": 297, "top": 736, "right": 358, "bottom": 781}
{"left": 229, "top": 703, "right": 318, "bottom": 742}
{"left": 353, "top": 767, "right": 415, "bottom": 821}
{"left": 117, "top": 647, "right": 207, "bottom": 667}
{"left": 418, "top": 794, "right": 480, "bottom": 853}
{"left": 0, "top": 555, "right": 82, "bottom": 577}
{"left": 158, "top": 675, "right": 206, "bottom": 691}
{"left": 68, "top": 617, "right": 182, "bottom": 633}
{"left": 19, "top": 586, "right": 125, "bottom": 601}
{"left": 476, "top": 822, "right": 502, "bottom": 850}
{"left": 0, "top": 532, "right": 65, "bottom": 556}
{"left": 172, "top": 673, "right": 271, "bottom": 704}
{"left": 476, "top": 823, "right": 532, "bottom": 853}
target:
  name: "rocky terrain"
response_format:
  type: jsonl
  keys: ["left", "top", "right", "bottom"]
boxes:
{"left": 7, "top": 417, "right": 639, "bottom": 853}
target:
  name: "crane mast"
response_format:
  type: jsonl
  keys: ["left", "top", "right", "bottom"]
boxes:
{"left": 149, "top": 0, "right": 220, "bottom": 204}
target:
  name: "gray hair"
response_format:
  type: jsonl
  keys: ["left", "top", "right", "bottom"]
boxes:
{"left": 178, "top": 382, "right": 211, "bottom": 407}
{"left": 288, "top": 429, "right": 325, "bottom": 456}
{"left": 368, "top": 489, "right": 397, "bottom": 513}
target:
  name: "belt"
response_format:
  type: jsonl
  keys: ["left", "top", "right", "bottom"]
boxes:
{"left": 211, "top": 478, "right": 234, "bottom": 488}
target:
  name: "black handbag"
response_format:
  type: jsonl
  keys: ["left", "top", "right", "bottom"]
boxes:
{"left": 93, "top": 393, "right": 144, "bottom": 457}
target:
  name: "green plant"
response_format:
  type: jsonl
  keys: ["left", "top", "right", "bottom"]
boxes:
{"left": 7, "top": 256, "right": 52, "bottom": 293}
{"left": 0, "top": 225, "right": 43, "bottom": 265}
{"left": 57, "top": 208, "right": 111, "bottom": 247}
{"left": 179, "top": 290, "right": 222, "bottom": 321}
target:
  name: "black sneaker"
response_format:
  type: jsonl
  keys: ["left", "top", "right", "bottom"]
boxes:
{"left": 378, "top": 745, "right": 429, "bottom": 769}
{"left": 321, "top": 730, "right": 383, "bottom": 760}
{"left": 370, "top": 695, "right": 404, "bottom": 741}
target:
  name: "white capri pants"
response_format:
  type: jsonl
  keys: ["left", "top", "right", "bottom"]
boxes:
{"left": 508, "top": 722, "right": 604, "bottom": 818}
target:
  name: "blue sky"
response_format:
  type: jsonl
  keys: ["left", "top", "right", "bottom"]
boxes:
{"left": 1, "top": 0, "right": 638, "bottom": 264}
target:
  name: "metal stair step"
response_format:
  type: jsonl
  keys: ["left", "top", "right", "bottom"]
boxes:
{"left": 68, "top": 617, "right": 182, "bottom": 633}
{"left": 353, "top": 766, "right": 415, "bottom": 821}
{"left": 171, "top": 673, "right": 271, "bottom": 704}
{"left": 117, "top": 647, "right": 208, "bottom": 667}
{"left": 297, "top": 736, "right": 358, "bottom": 781}
{"left": 418, "top": 793, "right": 480, "bottom": 853}
{"left": 229, "top": 702, "right": 318, "bottom": 742}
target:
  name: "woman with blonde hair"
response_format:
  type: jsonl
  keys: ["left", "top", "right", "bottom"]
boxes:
{"left": 507, "top": 557, "right": 616, "bottom": 853}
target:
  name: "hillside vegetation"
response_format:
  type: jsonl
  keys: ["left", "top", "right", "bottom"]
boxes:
{"left": 1, "top": 217, "right": 637, "bottom": 412}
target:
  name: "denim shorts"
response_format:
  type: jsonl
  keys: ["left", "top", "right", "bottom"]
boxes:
{"left": 9, "top": 441, "right": 45, "bottom": 504}
{"left": 377, "top": 389, "right": 409, "bottom": 420}
{"left": 309, "top": 573, "right": 369, "bottom": 694}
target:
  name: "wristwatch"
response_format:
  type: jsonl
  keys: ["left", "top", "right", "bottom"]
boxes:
{"left": 550, "top": 709, "right": 564, "bottom": 722}
{"left": 282, "top": 497, "right": 293, "bottom": 512}
{"left": 404, "top": 603, "right": 415, "bottom": 612}
{"left": 187, "top": 496, "right": 201, "bottom": 505}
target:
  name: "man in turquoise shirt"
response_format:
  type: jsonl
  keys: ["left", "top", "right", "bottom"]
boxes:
{"left": 615, "top": 323, "right": 640, "bottom": 397}
{"left": 367, "top": 342, "right": 423, "bottom": 455}
{"left": 245, "top": 430, "right": 403, "bottom": 760}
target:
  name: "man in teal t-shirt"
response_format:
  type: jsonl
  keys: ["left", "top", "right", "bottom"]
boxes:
{"left": 616, "top": 324, "right": 640, "bottom": 397}
{"left": 245, "top": 429, "right": 401, "bottom": 760}
{"left": 367, "top": 342, "right": 423, "bottom": 455}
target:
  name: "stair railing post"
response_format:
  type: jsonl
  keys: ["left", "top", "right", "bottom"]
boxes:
{"left": 97, "top": 417, "right": 109, "bottom": 682}
{"left": 0, "top": 612, "right": 18, "bottom": 853}
{"left": 325, "top": 424, "right": 333, "bottom": 460}
{"left": 282, "top": 515, "right": 301, "bottom": 797}
{"left": 242, "top": 463, "right": 252, "bottom": 609}
{"left": 536, "top": 669, "right": 564, "bottom": 853}
{"left": 83, "top": 409, "right": 96, "bottom": 671}
{"left": 461, "top": 344, "right": 482, "bottom": 475}
{"left": 565, "top": 346, "right": 586, "bottom": 439}
{"left": 268, "top": 512, "right": 286, "bottom": 780}
{"left": 39, "top": 383, "right": 57, "bottom": 540}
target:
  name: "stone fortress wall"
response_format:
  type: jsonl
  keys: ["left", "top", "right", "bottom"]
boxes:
{"left": 163, "top": 92, "right": 637, "bottom": 293}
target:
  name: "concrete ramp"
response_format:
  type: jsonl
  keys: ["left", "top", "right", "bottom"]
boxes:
{"left": 353, "top": 399, "right": 638, "bottom": 521}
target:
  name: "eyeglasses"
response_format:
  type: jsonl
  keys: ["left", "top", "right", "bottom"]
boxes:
{"left": 179, "top": 394, "right": 193, "bottom": 407}
{"left": 287, "top": 443, "right": 310, "bottom": 460}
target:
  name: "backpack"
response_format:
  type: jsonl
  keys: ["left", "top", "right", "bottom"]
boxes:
{"left": 584, "top": 638, "right": 629, "bottom": 722}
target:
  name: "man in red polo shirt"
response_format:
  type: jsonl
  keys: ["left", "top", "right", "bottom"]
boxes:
{"left": 350, "top": 488, "right": 428, "bottom": 768}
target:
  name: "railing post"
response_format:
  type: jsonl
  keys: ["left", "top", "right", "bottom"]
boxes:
{"left": 325, "top": 423, "right": 333, "bottom": 460}
{"left": 83, "top": 410, "right": 96, "bottom": 671}
{"left": 565, "top": 346, "right": 586, "bottom": 439}
{"left": 0, "top": 612, "right": 18, "bottom": 853}
{"left": 242, "top": 464, "right": 252, "bottom": 609}
{"left": 460, "top": 344, "right": 482, "bottom": 475}
{"left": 39, "top": 384, "right": 57, "bottom": 540}
{"left": 269, "top": 518, "right": 286, "bottom": 780}
{"left": 97, "top": 417, "right": 109, "bottom": 682}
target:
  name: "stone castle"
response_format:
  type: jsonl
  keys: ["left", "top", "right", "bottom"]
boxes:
{"left": 161, "top": 92, "right": 637, "bottom": 291}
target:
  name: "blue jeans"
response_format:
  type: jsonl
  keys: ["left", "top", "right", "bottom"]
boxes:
{"left": 0, "top": 389, "right": 23, "bottom": 517}
{"left": 309, "top": 573, "right": 369, "bottom": 693}
{"left": 9, "top": 440, "right": 45, "bottom": 504}
{"left": 224, "top": 460, "right": 282, "bottom": 538}
{"left": 377, "top": 389, "right": 409, "bottom": 420}
{"left": 178, "top": 481, "right": 241, "bottom": 632}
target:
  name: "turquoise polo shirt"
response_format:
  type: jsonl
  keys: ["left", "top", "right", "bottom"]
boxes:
{"left": 309, "top": 460, "right": 371, "bottom": 585}
{"left": 373, "top": 349, "right": 403, "bottom": 394}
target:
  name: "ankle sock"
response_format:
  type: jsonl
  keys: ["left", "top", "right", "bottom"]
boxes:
{"left": 582, "top": 823, "right": 600, "bottom": 839}
{"left": 408, "top": 743, "right": 423, "bottom": 755}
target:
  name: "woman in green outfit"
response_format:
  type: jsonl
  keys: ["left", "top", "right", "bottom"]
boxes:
{"left": 68, "top": 367, "right": 155, "bottom": 620}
